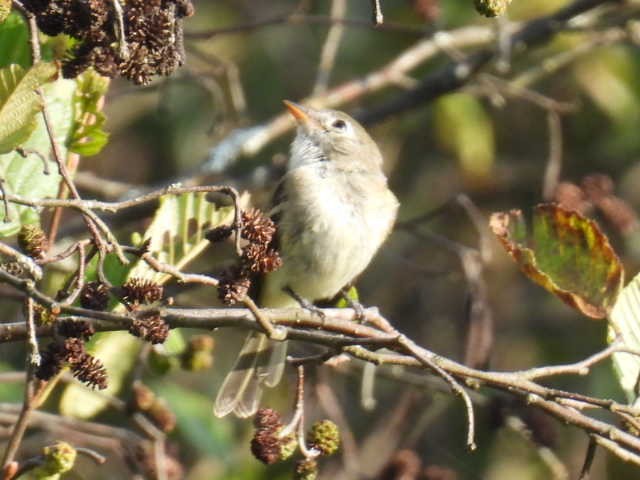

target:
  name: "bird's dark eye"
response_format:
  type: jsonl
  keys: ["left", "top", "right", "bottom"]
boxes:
{"left": 332, "top": 119, "right": 347, "bottom": 130}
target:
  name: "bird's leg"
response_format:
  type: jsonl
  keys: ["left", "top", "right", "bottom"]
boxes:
{"left": 340, "top": 286, "right": 366, "bottom": 322}
{"left": 284, "top": 286, "right": 326, "bottom": 319}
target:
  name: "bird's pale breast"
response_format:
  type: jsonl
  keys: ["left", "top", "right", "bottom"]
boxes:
{"left": 260, "top": 163, "right": 398, "bottom": 307}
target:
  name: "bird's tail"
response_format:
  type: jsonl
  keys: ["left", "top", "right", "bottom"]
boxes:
{"left": 213, "top": 331, "right": 288, "bottom": 418}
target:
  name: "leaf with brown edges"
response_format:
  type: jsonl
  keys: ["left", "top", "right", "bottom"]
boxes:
{"left": 490, "top": 204, "right": 624, "bottom": 319}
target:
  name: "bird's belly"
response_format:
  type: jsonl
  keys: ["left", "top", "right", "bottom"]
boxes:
{"left": 261, "top": 208, "right": 379, "bottom": 307}
{"left": 289, "top": 221, "right": 371, "bottom": 298}
{"left": 259, "top": 166, "right": 397, "bottom": 308}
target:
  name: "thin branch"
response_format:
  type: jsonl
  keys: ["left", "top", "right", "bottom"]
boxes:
{"left": 357, "top": 0, "right": 621, "bottom": 124}
{"left": 0, "top": 242, "right": 42, "bottom": 280}
{"left": 1, "top": 299, "right": 41, "bottom": 468}
{"left": 312, "top": 0, "right": 347, "bottom": 96}
{"left": 542, "top": 111, "right": 564, "bottom": 201}
{"left": 592, "top": 435, "right": 640, "bottom": 467}
{"left": 202, "top": 24, "right": 495, "bottom": 171}
{"left": 370, "top": 0, "right": 383, "bottom": 25}
{"left": 111, "top": 0, "right": 129, "bottom": 60}
{"left": 394, "top": 334, "right": 476, "bottom": 450}
{"left": 186, "top": 12, "right": 426, "bottom": 40}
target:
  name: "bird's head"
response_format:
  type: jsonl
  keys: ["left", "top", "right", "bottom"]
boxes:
{"left": 284, "top": 100, "right": 383, "bottom": 172}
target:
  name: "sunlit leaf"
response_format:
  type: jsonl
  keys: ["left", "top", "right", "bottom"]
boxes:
{"left": 0, "top": 62, "right": 58, "bottom": 154}
{"left": 609, "top": 273, "right": 640, "bottom": 404}
{"left": 127, "top": 190, "right": 247, "bottom": 283}
{"left": 0, "top": 0, "right": 11, "bottom": 24}
{"left": 490, "top": 204, "right": 624, "bottom": 319}
{"left": 60, "top": 191, "right": 248, "bottom": 419}
{"left": 67, "top": 69, "right": 110, "bottom": 156}
{"left": 0, "top": 75, "right": 75, "bottom": 236}
{"left": 335, "top": 285, "right": 359, "bottom": 309}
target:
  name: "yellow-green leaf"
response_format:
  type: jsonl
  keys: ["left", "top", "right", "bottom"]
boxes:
{"left": 128, "top": 190, "right": 248, "bottom": 284}
{"left": 335, "top": 285, "right": 359, "bottom": 309}
{"left": 0, "top": 76, "right": 74, "bottom": 236}
{"left": 67, "top": 69, "right": 110, "bottom": 156}
{"left": 490, "top": 204, "right": 624, "bottom": 319}
{"left": 0, "top": 62, "right": 58, "bottom": 154}
{"left": 609, "top": 273, "right": 640, "bottom": 404}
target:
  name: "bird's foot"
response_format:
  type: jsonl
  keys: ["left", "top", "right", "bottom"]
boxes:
{"left": 284, "top": 286, "right": 326, "bottom": 320}
{"left": 340, "top": 287, "right": 366, "bottom": 322}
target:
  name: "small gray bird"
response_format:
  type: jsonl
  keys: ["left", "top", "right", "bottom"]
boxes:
{"left": 213, "top": 101, "right": 399, "bottom": 418}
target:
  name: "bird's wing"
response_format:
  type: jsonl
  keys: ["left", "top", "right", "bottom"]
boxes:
{"left": 213, "top": 332, "right": 266, "bottom": 418}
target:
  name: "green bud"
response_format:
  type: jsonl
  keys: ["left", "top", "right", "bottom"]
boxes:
{"left": 279, "top": 434, "right": 298, "bottom": 461}
{"left": 180, "top": 335, "right": 215, "bottom": 371}
{"left": 307, "top": 420, "right": 340, "bottom": 456}
{"left": 474, "top": 0, "right": 511, "bottom": 17}
{"left": 32, "top": 441, "right": 76, "bottom": 479}
{"left": 18, "top": 224, "right": 48, "bottom": 259}
{"left": 294, "top": 458, "right": 318, "bottom": 480}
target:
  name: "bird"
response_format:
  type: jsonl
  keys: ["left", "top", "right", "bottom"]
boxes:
{"left": 213, "top": 100, "right": 399, "bottom": 418}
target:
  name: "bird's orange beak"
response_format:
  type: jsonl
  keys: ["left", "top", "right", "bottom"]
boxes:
{"left": 283, "top": 100, "right": 317, "bottom": 130}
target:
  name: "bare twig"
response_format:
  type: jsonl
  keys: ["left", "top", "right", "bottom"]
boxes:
{"left": 1, "top": 299, "right": 41, "bottom": 468}
{"left": 111, "top": 0, "right": 130, "bottom": 60}
{"left": 312, "top": 0, "right": 347, "bottom": 96}
{"left": 394, "top": 334, "right": 476, "bottom": 450}
{"left": 186, "top": 12, "right": 425, "bottom": 40}
{"left": 0, "top": 241, "right": 42, "bottom": 280}
{"left": 592, "top": 435, "right": 640, "bottom": 468}
{"left": 543, "top": 111, "right": 564, "bottom": 201}
{"left": 370, "top": 0, "right": 383, "bottom": 25}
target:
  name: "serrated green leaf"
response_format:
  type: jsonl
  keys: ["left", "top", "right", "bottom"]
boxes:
{"left": 0, "top": 76, "right": 75, "bottom": 236}
{"left": 609, "top": 273, "right": 640, "bottom": 404}
{"left": 0, "top": 62, "right": 59, "bottom": 154}
{"left": 60, "top": 191, "right": 248, "bottom": 419}
{"left": 67, "top": 69, "right": 109, "bottom": 156}
{"left": 0, "top": 0, "right": 11, "bottom": 24}
{"left": 127, "top": 191, "right": 246, "bottom": 283}
{"left": 490, "top": 204, "right": 624, "bottom": 319}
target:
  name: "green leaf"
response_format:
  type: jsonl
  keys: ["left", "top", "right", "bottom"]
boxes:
{"left": 0, "top": 13, "right": 30, "bottom": 68}
{"left": 0, "top": 0, "right": 11, "bottom": 24}
{"left": 60, "top": 191, "right": 246, "bottom": 419}
{"left": 67, "top": 69, "right": 110, "bottom": 156}
{"left": 0, "top": 62, "right": 59, "bottom": 154}
{"left": 609, "top": 273, "right": 640, "bottom": 404}
{"left": 335, "top": 285, "right": 359, "bottom": 308}
{"left": 490, "top": 204, "right": 624, "bottom": 319}
{"left": 0, "top": 75, "right": 75, "bottom": 236}
{"left": 127, "top": 190, "right": 245, "bottom": 283}
{"left": 434, "top": 93, "right": 495, "bottom": 181}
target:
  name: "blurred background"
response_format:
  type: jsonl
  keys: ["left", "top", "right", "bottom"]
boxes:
{"left": 2, "top": 0, "right": 640, "bottom": 478}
